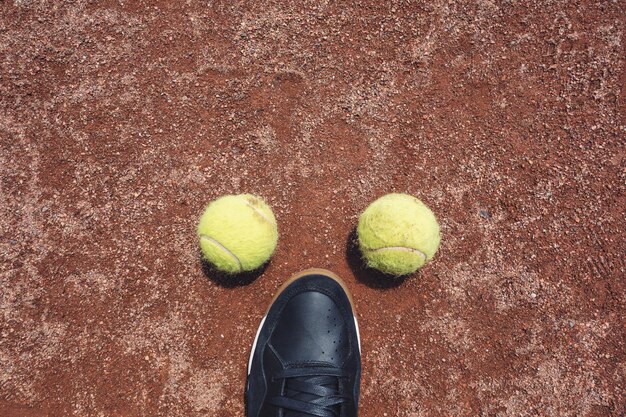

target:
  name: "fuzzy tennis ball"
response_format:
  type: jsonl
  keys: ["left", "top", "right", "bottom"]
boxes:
{"left": 357, "top": 193, "right": 441, "bottom": 276}
{"left": 197, "top": 194, "right": 278, "bottom": 274}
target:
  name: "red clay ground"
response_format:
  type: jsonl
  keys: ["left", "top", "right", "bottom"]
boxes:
{"left": 1, "top": 1, "right": 625, "bottom": 416}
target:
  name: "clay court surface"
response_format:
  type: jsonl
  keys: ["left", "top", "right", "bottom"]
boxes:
{"left": 1, "top": 1, "right": 625, "bottom": 416}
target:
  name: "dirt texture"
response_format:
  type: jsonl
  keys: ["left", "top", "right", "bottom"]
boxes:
{"left": 1, "top": 0, "right": 625, "bottom": 416}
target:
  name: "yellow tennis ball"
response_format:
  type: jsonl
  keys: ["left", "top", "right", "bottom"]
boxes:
{"left": 197, "top": 194, "right": 278, "bottom": 274}
{"left": 357, "top": 193, "right": 441, "bottom": 276}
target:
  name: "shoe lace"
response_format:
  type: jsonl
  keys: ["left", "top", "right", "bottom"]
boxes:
{"left": 269, "top": 366, "right": 350, "bottom": 417}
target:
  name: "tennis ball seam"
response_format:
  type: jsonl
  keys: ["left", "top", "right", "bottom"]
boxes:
{"left": 362, "top": 246, "right": 428, "bottom": 261}
{"left": 199, "top": 234, "right": 242, "bottom": 273}
{"left": 243, "top": 200, "right": 277, "bottom": 229}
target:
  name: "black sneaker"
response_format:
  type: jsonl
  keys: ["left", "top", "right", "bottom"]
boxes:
{"left": 246, "top": 268, "right": 361, "bottom": 417}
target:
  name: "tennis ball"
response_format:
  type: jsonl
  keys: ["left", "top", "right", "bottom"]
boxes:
{"left": 197, "top": 194, "right": 278, "bottom": 274}
{"left": 357, "top": 193, "right": 440, "bottom": 276}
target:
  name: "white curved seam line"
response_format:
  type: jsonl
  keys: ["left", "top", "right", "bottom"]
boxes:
{"left": 366, "top": 246, "right": 428, "bottom": 261}
{"left": 199, "top": 235, "right": 242, "bottom": 272}
{"left": 244, "top": 201, "right": 276, "bottom": 228}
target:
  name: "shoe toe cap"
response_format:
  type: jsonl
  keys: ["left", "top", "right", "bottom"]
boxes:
{"left": 269, "top": 276, "right": 355, "bottom": 366}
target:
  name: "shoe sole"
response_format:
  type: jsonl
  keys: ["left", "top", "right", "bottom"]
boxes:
{"left": 247, "top": 268, "right": 361, "bottom": 374}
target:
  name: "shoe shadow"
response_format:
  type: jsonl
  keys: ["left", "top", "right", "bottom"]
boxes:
{"left": 345, "top": 227, "right": 408, "bottom": 289}
{"left": 199, "top": 250, "right": 268, "bottom": 288}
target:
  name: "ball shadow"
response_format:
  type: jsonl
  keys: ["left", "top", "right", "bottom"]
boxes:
{"left": 199, "top": 251, "right": 268, "bottom": 288}
{"left": 345, "top": 227, "right": 409, "bottom": 289}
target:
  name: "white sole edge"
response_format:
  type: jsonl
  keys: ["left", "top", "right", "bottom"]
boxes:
{"left": 248, "top": 315, "right": 267, "bottom": 374}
